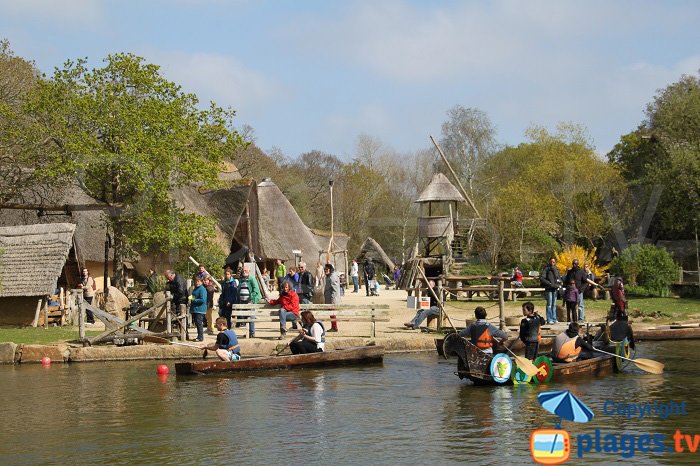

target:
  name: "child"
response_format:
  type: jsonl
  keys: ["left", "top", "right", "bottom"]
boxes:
{"left": 519, "top": 301, "right": 545, "bottom": 360}
{"left": 205, "top": 317, "right": 241, "bottom": 361}
{"left": 339, "top": 273, "right": 346, "bottom": 296}
{"left": 564, "top": 279, "right": 579, "bottom": 323}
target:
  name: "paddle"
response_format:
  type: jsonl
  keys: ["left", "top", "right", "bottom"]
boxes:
{"left": 502, "top": 345, "right": 541, "bottom": 378}
{"left": 592, "top": 347, "right": 664, "bottom": 374}
{"left": 275, "top": 332, "right": 305, "bottom": 356}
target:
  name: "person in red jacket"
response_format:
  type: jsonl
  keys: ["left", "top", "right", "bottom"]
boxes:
{"left": 269, "top": 280, "right": 300, "bottom": 339}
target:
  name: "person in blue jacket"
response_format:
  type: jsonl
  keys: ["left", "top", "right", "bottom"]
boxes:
{"left": 189, "top": 276, "right": 208, "bottom": 342}
{"left": 218, "top": 268, "right": 238, "bottom": 329}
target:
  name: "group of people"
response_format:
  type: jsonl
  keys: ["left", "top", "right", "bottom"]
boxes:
{"left": 161, "top": 260, "right": 342, "bottom": 347}
{"left": 455, "top": 300, "right": 634, "bottom": 365}
{"left": 349, "top": 258, "right": 381, "bottom": 296}
{"left": 540, "top": 257, "right": 600, "bottom": 325}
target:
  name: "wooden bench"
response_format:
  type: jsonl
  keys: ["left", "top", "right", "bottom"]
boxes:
{"left": 504, "top": 287, "right": 546, "bottom": 301}
{"left": 229, "top": 303, "right": 390, "bottom": 338}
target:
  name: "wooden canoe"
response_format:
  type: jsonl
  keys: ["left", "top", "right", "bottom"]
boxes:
{"left": 443, "top": 334, "right": 617, "bottom": 385}
{"left": 635, "top": 326, "right": 700, "bottom": 341}
{"left": 175, "top": 346, "right": 384, "bottom": 375}
{"left": 436, "top": 336, "right": 555, "bottom": 357}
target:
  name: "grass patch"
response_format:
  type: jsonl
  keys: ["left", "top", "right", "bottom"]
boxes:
{"left": 0, "top": 327, "right": 102, "bottom": 345}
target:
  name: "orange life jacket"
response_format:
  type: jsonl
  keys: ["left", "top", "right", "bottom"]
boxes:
{"left": 470, "top": 323, "right": 493, "bottom": 349}
{"left": 554, "top": 333, "right": 581, "bottom": 362}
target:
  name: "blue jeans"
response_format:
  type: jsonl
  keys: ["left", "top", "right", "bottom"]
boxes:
{"left": 191, "top": 313, "right": 205, "bottom": 340}
{"left": 352, "top": 276, "right": 359, "bottom": 292}
{"left": 300, "top": 296, "right": 312, "bottom": 304}
{"left": 545, "top": 290, "right": 557, "bottom": 323}
{"left": 578, "top": 293, "right": 585, "bottom": 321}
{"left": 410, "top": 306, "right": 440, "bottom": 329}
{"left": 279, "top": 309, "right": 298, "bottom": 331}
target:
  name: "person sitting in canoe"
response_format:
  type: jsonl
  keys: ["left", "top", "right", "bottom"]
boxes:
{"left": 552, "top": 322, "right": 595, "bottom": 363}
{"left": 458, "top": 306, "right": 511, "bottom": 354}
{"left": 205, "top": 317, "right": 241, "bottom": 361}
{"left": 594, "top": 309, "right": 636, "bottom": 353}
{"left": 519, "top": 301, "right": 545, "bottom": 360}
{"left": 290, "top": 310, "right": 326, "bottom": 354}
{"left": 269, "top": 280, "right": 301, "bottom": 339}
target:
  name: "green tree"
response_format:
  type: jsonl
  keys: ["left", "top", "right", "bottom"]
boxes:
{"left": 478, "top": 124, "right": 625, "bottom": 266}
{"left": 22, "top": 53, "right": 244, "bottom": 283}
{"left": 609, "top": 244, "right": 678, "bottom": 296}
{"left": 608, "top": 73, "right": 700, "bottom": 239}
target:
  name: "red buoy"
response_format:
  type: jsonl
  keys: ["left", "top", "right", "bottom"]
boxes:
{"left": 156, "top": 364, "right": 169, "bottom": 375}
{"left": 41, "top": 357, "right": 51, "bottom": 366}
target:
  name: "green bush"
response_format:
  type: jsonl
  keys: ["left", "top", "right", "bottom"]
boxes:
{"left": 609, "top": 244, "right": 678, "bottom": 296}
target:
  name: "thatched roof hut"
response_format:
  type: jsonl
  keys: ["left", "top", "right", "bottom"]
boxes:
{"left": 0, "top": 223, "right": 76, "bottom": 298}
{"left": 415, "top": 173, "right": 464, "bottom": 203}
{"left": 357, "top": 237, "right": 395, "bottom": 271}
{"left": 255, "top": 179, "right": 324, "bottom": 263}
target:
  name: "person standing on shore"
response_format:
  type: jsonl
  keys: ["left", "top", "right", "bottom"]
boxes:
{"left": 540, "top": 257, "right": 561, "bottom": 325}
{"left": 297, "top": 262, "right": 315, "bottom": 304}
{"left": 78, "top": 268, "right": 97, "bottom": 324}
{"left": 189, "top": 276, "right": 207, "bottom": 342}
{"left": 238, "top": 265, "right": 261, "bottom": 338}
{"left": 274, "top": 259, "right": 286, "bottom": 291}
{"left": 324, "top": 263, "right": 340, "bottom": 332}
{"left": 218, "top": 268, "right": 238, "bottom": 329}
{"left": 350, "top": 259, "right": 359, "bottom": 293}
{"left": 363, "top": 259, "right": 375, "bottom": 297}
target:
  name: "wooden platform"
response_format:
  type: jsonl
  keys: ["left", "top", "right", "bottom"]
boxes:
{"left": 175, "top": 346, "right": 385, "bottom": 375}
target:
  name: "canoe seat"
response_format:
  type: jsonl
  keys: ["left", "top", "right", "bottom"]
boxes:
{"left": 229, "top": 303, "right": 390, "bottom": 338}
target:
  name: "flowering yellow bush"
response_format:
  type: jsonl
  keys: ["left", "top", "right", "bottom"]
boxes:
{"left": 554, "top": 244, "right": 609, "bottom": 278}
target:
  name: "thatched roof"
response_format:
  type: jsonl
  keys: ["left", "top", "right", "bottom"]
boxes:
{"left": 255, "top": 179, "right": 324, "bottom": 262}
{"left": 0, "top": 223, "right": 76, "bottom": 297}
{"left": 0, "top": 182, "right": 106, "bottom": 262}
{"left": 357, "top": 237, "right": 395, "bottom": 270}
{"left": 415, "top": 173, "right": 465, "bottom": 203}
{"left": 172, "top": 181, "right": 254, "bottom": 252}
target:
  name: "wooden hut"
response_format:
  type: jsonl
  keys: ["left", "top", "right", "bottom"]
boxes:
{"left": 0, "top": 223, "right": 76, "bottom": 325}
{"left": 357, "top": 237, "right": 395, "bottom": 274}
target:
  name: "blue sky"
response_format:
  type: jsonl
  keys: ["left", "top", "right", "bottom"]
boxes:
{"left": 2, "top": 0, "right": 699, "bottom": 159}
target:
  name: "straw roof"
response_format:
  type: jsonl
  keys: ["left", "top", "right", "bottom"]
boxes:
{"left": 415, "top": 173, "right": 465, "bottom": 203}
{"left": 357, "top": 237, "right": 395, "bottom": 270}
{"left": 0, "top": 223, "right": 76, "bottom": 297}
{"left": 255, "top": 179, "right": 325, "bottom": 262}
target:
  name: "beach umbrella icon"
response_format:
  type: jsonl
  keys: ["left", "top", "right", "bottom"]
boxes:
{"left": 537, "top": 390, "right": 594, "bottom": 424}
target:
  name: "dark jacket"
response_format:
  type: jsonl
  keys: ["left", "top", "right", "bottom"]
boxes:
{"left": 167, "top": 274, "right": 188, "bottom": 306}
{"left": 564, "top": 266, "right": 587, "bottom": 293}
{"left": 218, "top": 278, "right": 239, "bottom": 310}
{"left": 540, "top": 264, "right": 561, "bottom": 291}
{"left": 363, "top": 261, "right": 376, "bottom": 280}
{"left": 299, "top": 271, "right": 315, "bottom": 299}
{"left": 519, "top": 314, "right": 545, "bottom": 343}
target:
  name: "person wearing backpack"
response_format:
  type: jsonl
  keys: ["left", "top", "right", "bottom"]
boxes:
{"left": 540, "top": 257, "right": 561, "bottom": 325}
{"left": 237, "top": 265, "right": 261, "bottom": 338}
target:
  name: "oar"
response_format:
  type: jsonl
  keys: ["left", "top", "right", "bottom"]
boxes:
{"left": 143, "top": 335, "right": 204, "bottom": 350}
{"left": 502, "top": 345, "right": 541, "bottom": 378}
{"left": 275, "top": 332, "right": 305, "bottom": 356}
{"left": 592, "top": 347, "right": 664, "bottom": 374}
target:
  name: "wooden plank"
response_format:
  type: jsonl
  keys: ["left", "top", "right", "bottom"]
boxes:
{"left": 229, "top": 303, "right": 390, "bottom": 310}
{"left": 86, "top": 302, "right": 159, "bottom": 345}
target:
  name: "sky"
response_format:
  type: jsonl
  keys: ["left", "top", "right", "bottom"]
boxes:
{"left": 1, "top": 0, "right": 699, "bottom": 160}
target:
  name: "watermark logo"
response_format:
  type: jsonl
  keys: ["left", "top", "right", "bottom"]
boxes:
{"left": 530, "top": 429, "right": 571, "bottom": 465}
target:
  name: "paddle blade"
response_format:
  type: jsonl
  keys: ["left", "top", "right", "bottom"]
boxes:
{"left": 634, "top": 358, "right": 664, "bottom": 375}
{"left": 514, "top": 355, "right": 540, "bottom": 377}
{"left": 143, "top": 335, "right": 168, "bottom": 345}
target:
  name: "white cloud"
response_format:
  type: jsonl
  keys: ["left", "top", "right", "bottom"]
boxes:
{"left": 148, "top": 50, "right": 283, "bottom": 117}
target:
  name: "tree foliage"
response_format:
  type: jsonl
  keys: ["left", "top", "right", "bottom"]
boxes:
{"left": 608, "top": 72, "right": 700, "bottom": 239}
{"left": 20, "top": 53, "right": 244, "bottom": 281}
{"left": 609, "top": 244, "right": 678, "bottom": 296}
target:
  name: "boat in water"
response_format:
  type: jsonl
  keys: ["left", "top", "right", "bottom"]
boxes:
{"left": 175, "top": 345, "right": 385, "bottom": 375}
{"left": 442, "top": 333, "right": 624, "bottom": 385}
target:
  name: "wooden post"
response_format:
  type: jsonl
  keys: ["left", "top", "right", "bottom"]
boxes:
{"left": 437, "top": 279, "right": 444, "bottom": 330}
{"left": 31, "top": 299, "right": 42, "bottom": 328}
{"left": 179, "top": 304, "right": 187, "bottom": 342}
{"left": 165, "top": 291, "right": 172, "bottom": 340}
{"left": 42, "top": 298, "right": 48, "bottom": 328}
{"left": 498, "top": 279, "right": 505, "bottom": 330}
{"left": 77, "top": 289, "right": 85, "bottom": 341}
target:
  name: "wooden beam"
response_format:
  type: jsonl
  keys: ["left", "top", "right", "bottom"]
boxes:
{"left": 429, "top": 135, "right": 481, "bottom": 218}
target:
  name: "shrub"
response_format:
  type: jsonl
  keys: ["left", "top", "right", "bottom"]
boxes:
{"left": 553, "top": 244, "right": 609, "bottom": 278}
{"left": 609, "top": 244, "right": 678, "bottom": 296}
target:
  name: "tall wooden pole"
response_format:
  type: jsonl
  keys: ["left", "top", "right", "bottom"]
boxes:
{"left": 327, "top": 180, "right": 334, "bottom": 263}
{"left": 498, "top": 279, "right": 505, "bottom": 330}
{"left": 429, "top": 135, "right": 481, "bottom": 218}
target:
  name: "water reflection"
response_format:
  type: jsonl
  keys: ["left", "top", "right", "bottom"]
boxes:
{"left": 0, "top": 343, "right": 699, "bottom": 465}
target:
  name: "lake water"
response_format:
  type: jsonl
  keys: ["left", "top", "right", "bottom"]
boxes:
{"left": 1, "top": 341, "right": 699, "bottom": 465}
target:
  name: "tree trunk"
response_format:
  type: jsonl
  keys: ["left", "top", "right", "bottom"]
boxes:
{"left": 111, "top": 218, "right": 125, "bottom": 289}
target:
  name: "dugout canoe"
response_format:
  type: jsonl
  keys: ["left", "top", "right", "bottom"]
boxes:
{"left": 635, "top": 326, "right": 700, "bottom": 341}
{"left": 443, "top": 334, "right": 618, "bottom": 386}
{"left": 436, "top": 336, "right": 555, "bottom": 357}
{"left": 175, "top": 345, "right": 384, "bottom": 375}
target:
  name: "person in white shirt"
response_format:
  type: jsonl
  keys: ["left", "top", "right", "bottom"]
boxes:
{"left": 350, "top": 259, "right": 359, "bottom": 293}
{"left": 290, "top": 311, "right": 326, "bottom": 354}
